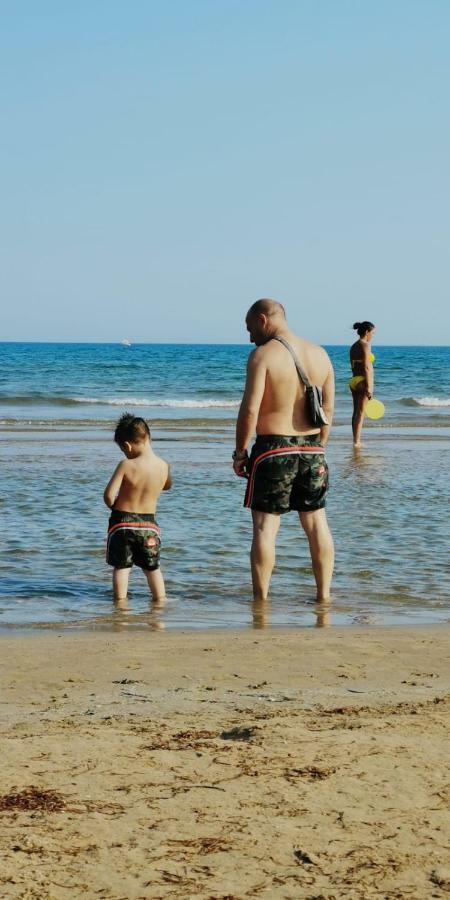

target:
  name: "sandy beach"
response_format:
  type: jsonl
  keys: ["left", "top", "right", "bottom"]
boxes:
{"left": 0, "top": 627, "right": 449, "bottom": 899}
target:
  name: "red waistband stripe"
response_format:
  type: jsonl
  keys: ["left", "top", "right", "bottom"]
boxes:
{"left": 108, "top": 522, "right": 160, "bottom": 537}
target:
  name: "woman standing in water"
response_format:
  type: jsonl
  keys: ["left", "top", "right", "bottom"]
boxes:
{"left": 349, "top": 321, "right": 375, "bottom": 447}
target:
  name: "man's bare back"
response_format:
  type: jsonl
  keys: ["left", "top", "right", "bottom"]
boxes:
{"left": 235, "top": 312, "right": 334, "bottom": 456}
{"left": 252, "top": 332, "right": 333, "bottom": 437}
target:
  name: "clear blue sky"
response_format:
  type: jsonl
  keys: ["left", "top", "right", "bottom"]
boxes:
{"left": 1, "top": 1, "right": 449, "bottom": 344}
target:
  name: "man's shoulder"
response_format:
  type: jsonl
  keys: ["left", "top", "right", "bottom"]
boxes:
{"left": 298, "top": 337, "right": 331, "bottom": 364}
{"left": 314, "top": 342, "right": 332, "bottom": 363}
{"left": 273, "top": 333, "right": 330, "bottom": 360}
{"left": 276, "top": 334, "right": 333, "bottom": 380}
{"left": 247, "top": 345, "right": 267, "bottom": 366}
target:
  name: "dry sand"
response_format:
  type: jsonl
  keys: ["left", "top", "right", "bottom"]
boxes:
{"left": 0, "top": 626, "right": 449, "bottom": 899}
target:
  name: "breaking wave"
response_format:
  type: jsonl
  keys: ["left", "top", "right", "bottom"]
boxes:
{"left": 75, "top": 396, "right": 240, "bottom": 408}
{"left": 0, "top": 394, "right": 239, "bottom": 409}
{"left": 400, "top": 397, "right": 450, "bottom": 408}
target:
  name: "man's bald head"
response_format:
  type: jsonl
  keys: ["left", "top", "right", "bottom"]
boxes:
{"left": 245, "top": 298, "right": 287, "bottom": 346}
{"left": 247, "top": 298, "right": 286, "bottom": 320}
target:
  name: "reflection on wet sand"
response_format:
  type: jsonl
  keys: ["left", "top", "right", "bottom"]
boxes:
{"left": 341, "top": 445, "right": 380, "bottom": 472}
{"left": 112, "top": 596, "right": 166, "bottom": 631}
{"left": 351, "top": 446, "right": 378, "bottom": 466}
{"left": 252, "top": 598, "right": 332, "bottom": 629}
{"left": 251, "top": 599, "right": 269, "bottom": 629}
{"left": 314, "top": 602, "right": 331, "bottom": 627}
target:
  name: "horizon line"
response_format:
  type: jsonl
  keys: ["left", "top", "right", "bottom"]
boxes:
{"left": 0, "top": 340, "right": 449, "bottom": 348}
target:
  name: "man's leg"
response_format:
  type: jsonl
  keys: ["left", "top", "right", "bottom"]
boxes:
{"left": 144, "top": 567, "right": 166, "bottom": 606}
{"left": 113, "top": 567, "right": 131, "bottom": 604}
{"left": 299, "top": 509, "right": 334, "bottom": 601}
{"left": 251, "top": 510, "right": 281, "bottom": 601}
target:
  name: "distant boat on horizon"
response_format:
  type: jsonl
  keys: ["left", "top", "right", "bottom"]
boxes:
{"left": 120, "top": 339, "right": 132, "bottom": 347}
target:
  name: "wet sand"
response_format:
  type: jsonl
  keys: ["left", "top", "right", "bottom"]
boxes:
{"left": 0, "top": 627, "right": 449, "bottom": 899}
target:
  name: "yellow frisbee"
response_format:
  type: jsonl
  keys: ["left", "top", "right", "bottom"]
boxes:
{"left": 365, "top": 398, "right": 385, "bottom": 420}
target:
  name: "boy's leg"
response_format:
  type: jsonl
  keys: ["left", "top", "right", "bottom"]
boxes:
{"left": 113, "top": 567, "right": 131, "bottom": 603}
{"left": 144, "top": 568, "right": 166, "bottom": 605}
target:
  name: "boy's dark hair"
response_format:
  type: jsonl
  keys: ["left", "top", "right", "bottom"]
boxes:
{"left": 114, "top": 413, "right": 151, "bottom": 445}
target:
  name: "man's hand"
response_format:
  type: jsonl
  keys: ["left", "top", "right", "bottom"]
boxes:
{"left": 233, "top": 449, "right": 249, "bottom": 478}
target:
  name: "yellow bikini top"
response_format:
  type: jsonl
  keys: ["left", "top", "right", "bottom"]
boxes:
{"left": 351, "top": 352, "right": 375, "bottom": 370}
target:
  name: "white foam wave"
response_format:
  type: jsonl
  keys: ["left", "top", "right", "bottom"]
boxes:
{"left": 413, "top": 397, "right": 450, "bottom": 407}
{"left": 74, "top": 396, "right": 240, "bottom": 409}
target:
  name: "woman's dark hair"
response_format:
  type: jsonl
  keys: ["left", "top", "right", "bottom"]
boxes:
{"left": 114, "top": 413, "right": 150, "bottom": 445}
{"left": 353, "top": 321, "right": 375, "bottom": 337}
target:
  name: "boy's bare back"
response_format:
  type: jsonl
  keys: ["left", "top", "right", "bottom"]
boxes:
{"left": 104, "top": 446, "right": 171, "bottom": 514}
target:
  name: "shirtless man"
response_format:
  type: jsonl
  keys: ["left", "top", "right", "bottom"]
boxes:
{"left": 233, "top": 299, "right": 334, "bottom": 603}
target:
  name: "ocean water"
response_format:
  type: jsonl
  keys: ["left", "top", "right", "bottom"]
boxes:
{"left": 0, "top": 342, "right": 449, "bottom": 631}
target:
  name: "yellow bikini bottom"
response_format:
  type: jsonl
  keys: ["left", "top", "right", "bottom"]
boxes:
{"left": 348, "top": 375, "right": 365, "bottom": 391}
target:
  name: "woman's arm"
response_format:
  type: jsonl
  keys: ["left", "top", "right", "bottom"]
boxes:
{"left": 361, "top": 343, "right": 374, "bottom": 397}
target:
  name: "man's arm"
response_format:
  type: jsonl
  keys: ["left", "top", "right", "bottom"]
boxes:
{"left": 163, "top": 463, "right": 172, "bottom": 491}
{"left": 234, "top": 350, "right": 266, "bottom": 475}
{"left": 320, "top": 359, "right": 335, "bottom": 448}
{"left": 103, "top": 461, "right": 126, "bottom": 508}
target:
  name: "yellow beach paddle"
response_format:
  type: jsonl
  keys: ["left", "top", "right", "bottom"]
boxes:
{"left": 365, "top": 398, "right": 385, "bottom": 420}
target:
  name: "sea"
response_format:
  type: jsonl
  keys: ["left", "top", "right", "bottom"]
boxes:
{"left": 0, "top": 342, "right": 449, "bottom": 632}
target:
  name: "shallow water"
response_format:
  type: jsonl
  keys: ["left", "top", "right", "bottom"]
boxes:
{"left": 0, "top": 343, "right": 449, "bottom": 631}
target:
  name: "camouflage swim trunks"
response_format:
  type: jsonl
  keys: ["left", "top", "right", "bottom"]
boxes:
{"left": 244, "top": 434, "right": 329, "bottom": 514}
{"left": 106, "top": 510, "right": 161, "bottom": 570}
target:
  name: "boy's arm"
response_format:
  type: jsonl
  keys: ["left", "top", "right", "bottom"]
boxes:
{"left": 163, "top": 463, "right": 172, "bottom": 491}
{"left": 103, "top": 461, "right": 126, "bottom": 508}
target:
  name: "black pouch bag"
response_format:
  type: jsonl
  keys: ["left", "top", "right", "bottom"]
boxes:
{"left": 274, "top": 336, "right": 329, "bottom": 428}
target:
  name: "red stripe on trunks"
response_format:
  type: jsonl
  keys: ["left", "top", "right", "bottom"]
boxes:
{"left": 107, "top": 522, "right": 160, "bottom": 537}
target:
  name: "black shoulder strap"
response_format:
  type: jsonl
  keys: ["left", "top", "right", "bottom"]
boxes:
{"left": 273, "top": 335, "right": 311, "bottom": 388}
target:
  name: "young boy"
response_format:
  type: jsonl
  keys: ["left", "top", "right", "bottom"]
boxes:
{"left": 104, "top": 413, "right": 172, "bottom": 604}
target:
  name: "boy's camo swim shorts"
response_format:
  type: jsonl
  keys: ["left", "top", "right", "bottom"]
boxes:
{"left": 106, "top": 510, "right": 161, "bottom": 570}
{"left": 244, "top": 434, "right": 329, "bottom": 514}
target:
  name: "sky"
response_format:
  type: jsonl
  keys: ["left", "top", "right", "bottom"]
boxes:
{"left": 0, "top": 0, "right": 449, "bottom": 344}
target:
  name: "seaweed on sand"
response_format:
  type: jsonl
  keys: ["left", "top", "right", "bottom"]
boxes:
{"left": 0, "top": 786, "right": 123, "bottom": 816}
{"left": 0, "top": 787, "right": 65, "bottom": 813}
